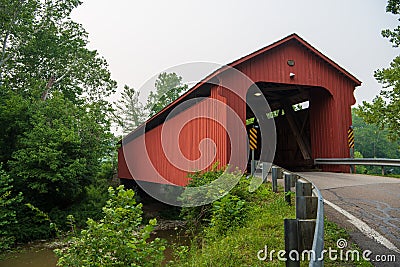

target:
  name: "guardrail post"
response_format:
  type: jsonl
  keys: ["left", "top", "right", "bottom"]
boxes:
{"left": 298, "top": 220, "right": 316, "bottom": 252}
{"left": 295, "top": 179, "right": 317, "bottom": 252}
{"left": 296, "top": 178, "right": 312, "bottom": 197}
{"left": 284, "top": 219, "right": 300, "bottom": 267}
{"left": 251, "top": 150, "right": 255, "bottom": 176}
{"left": 271, "top": 166, "right": 279, "bottom": 192}
{"left": 282, "top": 170, "right": 324, "bottom": 267}
{"left": 284, "top": 172, "right": 293, "bottom": 205}
{"left": 291, "top": 174, "right": 299, "bottom": 187}
{"left": 296, "top": 196, "right": 317, "bottom": 220}
{"left": 296, "top": 179, "right": 317, "bottom": 219}
{"left": 272, "top": 166, "right": 283, "bottom": 179}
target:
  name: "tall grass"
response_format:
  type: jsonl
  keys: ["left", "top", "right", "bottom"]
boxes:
{"left": 168, "top": 174, "right": 373, "bottom": 267}
{"left": 169, "top": 180, "right": 294, "bottom": 266}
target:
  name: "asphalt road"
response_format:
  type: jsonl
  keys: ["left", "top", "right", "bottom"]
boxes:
{"left": 298, "top": 172, "right": 400, "bottom": 266}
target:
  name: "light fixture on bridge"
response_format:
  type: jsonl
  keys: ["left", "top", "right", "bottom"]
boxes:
{"left": 290, "top": 72, "right": 295, "bottom": 79}
{"left": 254, "top": 92, "right": 262, "bottom": 97}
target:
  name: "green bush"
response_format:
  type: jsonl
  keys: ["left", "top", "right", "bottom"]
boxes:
{"left": 207, "top": 194, "right": 247, "bottom": 236}
{"left": 51, "top": 177, "right": 111, "bottom": 229}
{"left": 11, "top": 180, "right": 111, "bottom": 243}
{"left": 54, "top": 186, "right": 166, "bottom": 267}
{"left": 4, "top": 157, "right": 116, "bottom": 243}
{"left": 179, "top": 167, "right": 252, "bottom": 238}
{"left": 179, "top": 168, "right": 220, "bottom": 228}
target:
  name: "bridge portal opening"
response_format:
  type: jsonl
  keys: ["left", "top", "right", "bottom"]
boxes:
{"left": 246, "top": 82, "right": 331, "bottom": 171}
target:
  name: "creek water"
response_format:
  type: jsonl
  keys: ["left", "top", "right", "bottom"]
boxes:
{"left": 0, "top": 227, "right": 189, "bottom": 267}
{"left": 0, "top": 245, "right": 57, "bottom": 267}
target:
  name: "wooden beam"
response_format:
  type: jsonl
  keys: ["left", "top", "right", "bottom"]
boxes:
{"left": 282, "top": 102, "right": 312, "bottom": 160}
{"left": 271, "top": 91, "right": 308, "bottom": 104}
{"left": 294, "top": 112, "right": 310, "bottom": 158}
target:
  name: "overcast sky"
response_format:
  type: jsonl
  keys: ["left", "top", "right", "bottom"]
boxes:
{"left": 71, "top": 0, "right": 399, "bottom": 105}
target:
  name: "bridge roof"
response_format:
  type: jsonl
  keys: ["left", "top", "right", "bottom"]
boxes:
{"left": 123, "top": 33, "right": 361, "bottom": 144}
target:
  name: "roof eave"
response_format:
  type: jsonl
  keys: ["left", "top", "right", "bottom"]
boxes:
{"left": 122, "top": 33, "right": 362, "bottom": 143}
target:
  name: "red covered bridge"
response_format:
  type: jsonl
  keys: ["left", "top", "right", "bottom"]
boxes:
{"left": 118, "top": 33, "right": 361, "bottom": 189}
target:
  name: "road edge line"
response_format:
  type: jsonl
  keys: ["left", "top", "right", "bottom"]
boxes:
{"left": 324, "top": 199, "right": 400, "bottom": 254}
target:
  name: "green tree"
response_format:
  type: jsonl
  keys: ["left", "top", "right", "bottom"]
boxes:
{"left": 0, "top": 164, "right": 23, "bottom": 251}
{"left": 0, "top": 0, "right": 116, "bottom": 101}
{"left": 10, "top": 92, "right": 113, "bottom": 210}
{"left": 0, "top": 0, "right": 117, "bottom": 164}
{"left": 0, "top": 0, "right": 117, "bottom": 242}
{"left": 353, "top": 151, "right": 368, "bottom": 174}
{"left": 55, "top": 186, "right": 166, "bottom": 267}
{"left": 114, "top": 85, "right": 146, "bottom": 134}
{"left": 352, "top": 109, "right": 400, "bottom": 174}
{"left": 0, "top": 91, "right": 30, "bottom": 164}
{"left": 146, "top": 72, "right": 188, "bottom": 117}
{"left": 358, "top": 0, "right": 400, "bottom": 140}
{"left": 352, "top": 109, "right": 400, "bottom": 159}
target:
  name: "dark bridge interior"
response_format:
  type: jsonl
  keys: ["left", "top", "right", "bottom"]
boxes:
{"left": 246, "top": 82, "right": 325, "bottom": 171}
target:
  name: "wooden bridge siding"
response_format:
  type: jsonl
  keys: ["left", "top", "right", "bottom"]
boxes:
{"left": 118, "top": 87, "right": 230, "bottom": 186}
{"left": 118, "top": 35, "right": 360, "bottom": 185}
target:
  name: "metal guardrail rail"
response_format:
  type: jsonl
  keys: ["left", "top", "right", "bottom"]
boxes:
{"left": 310, "top": 181, "right": 324, "bottom": 267}
{"left": 259, "top": 158, "right": 398, "bottom": 265}
{"left": 267, "top": 166, "right": 324, "bottom": 267}
{"left": 315, "top": 158, "right": 400, "bottom": 167}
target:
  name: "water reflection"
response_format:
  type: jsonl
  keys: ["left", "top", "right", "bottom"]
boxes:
{"left": 0, "top": 248, "right": 57, "bottom": 267}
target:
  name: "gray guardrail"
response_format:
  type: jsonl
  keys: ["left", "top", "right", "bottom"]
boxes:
{"left": 269, "top": 166, "right": 324, "bottom": 267}
{"left": 315, "top": 158, "right": 400, "bottom": 167}
{"left": 310, "top": 181, "right": 324, "bottom": 267}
